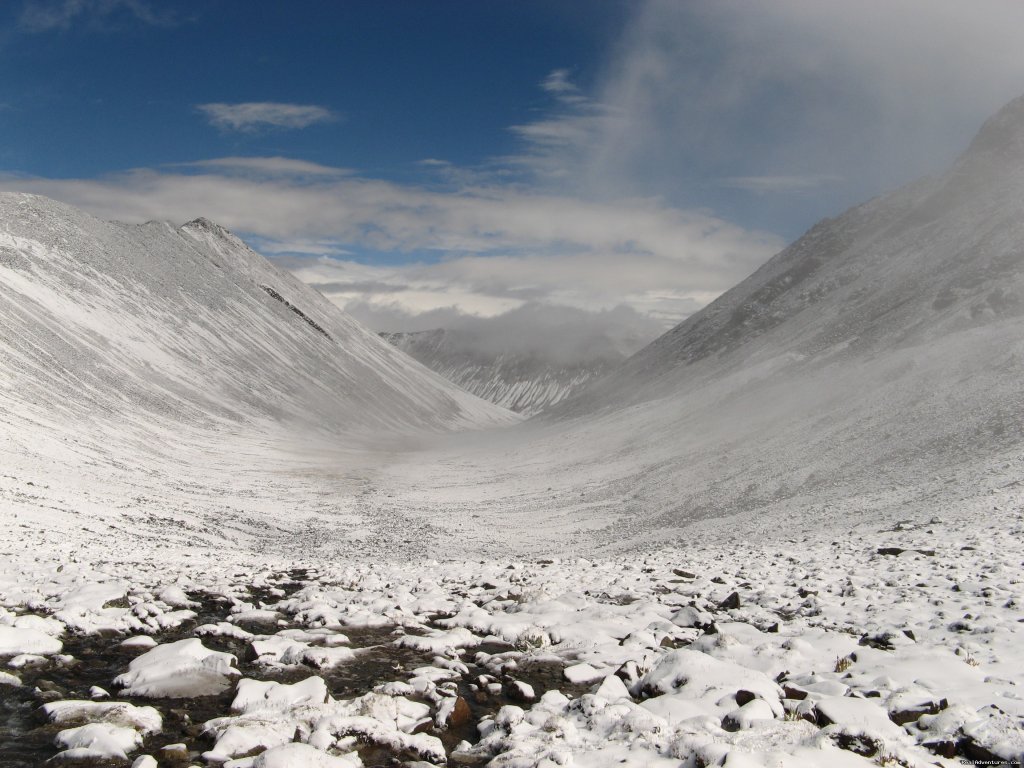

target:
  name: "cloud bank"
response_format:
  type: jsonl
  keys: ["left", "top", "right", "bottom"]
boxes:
{"left": 515, "top": 0, "right": 1024, "bottom": 226}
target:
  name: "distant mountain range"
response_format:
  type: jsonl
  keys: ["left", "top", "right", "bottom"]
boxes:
{"left": 380, "top": 328, "right": 621, "bottom": 416}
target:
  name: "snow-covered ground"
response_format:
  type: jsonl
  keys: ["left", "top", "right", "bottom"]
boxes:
{"left": 2, "top": 492, "right": 1022, "bottom": 766}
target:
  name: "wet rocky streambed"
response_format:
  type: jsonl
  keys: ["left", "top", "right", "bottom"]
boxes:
{"left": 0, "top": 571, "right": 589, "bottom": 767}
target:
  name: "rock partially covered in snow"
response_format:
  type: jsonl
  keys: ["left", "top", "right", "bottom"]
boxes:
{"left": 53, "top": 722, "right": 142, "bottom": 761}
{"left": 251, "top": 743, "right": 361, "bottom": 767}
{"left": 119, "top": 635, "right": 158, "bottom": 650}
{"left": 394, "top": 627, "right": 482, "bottom": 653}
{"left": 113, "top": 638, "right": 239, "bottom": 697}
{"left": 43, "top": 700, "right": 163, "bottom": 733}
{"left": 158, "top": 585, "right": 197, "bottom": 608}
{"left": 231, "top": 677, "right": 329, "bottom": 714}
{"left": 639, "top": 648, "right": 782, "bottom": 716}
{"left": 0, "top": 626, "right": 63, "bottom": 655}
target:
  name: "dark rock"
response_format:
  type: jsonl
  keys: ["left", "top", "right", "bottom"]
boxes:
{"left": 721, "top": 713, "right": 741, "bottom": 732}
{"left": 614, "top": 660, "right": 643, "bottom": 690}
{"left": 672, "top": 568, "right": 696, "bottom": 579}
{"left": 782, "top": 685, "right": 808, "bottom": 701}
{"left": 829, "top": 732, "right": 880, "bottom": 757}
{"left": 889, "top": 698, "right": 947, "bottom": 726}
{"left": 505, "top": 680, "right": 534, "bottom": 702}
{"left": 766, "top": 622, "right": 780, "bottom": 633}
{"left": 735, "top": 690, "right": 757, "bottom": 707}
{"left": 877, "top": 546, "right": 935, "bottom": 557}
{"left": 718, "top": 592, "right": 741, "bottom": 610}
{"left": 960, "top": 735, "right": 1015, "bottom": 765}
{"left": 711, "top": 576, "right": 726, "bottom": 584}
{"left": 923, "top": 740, "right": 958, "bottom": 759}
{"left": 859, "top": 632, "right": 898, "bottom": 650}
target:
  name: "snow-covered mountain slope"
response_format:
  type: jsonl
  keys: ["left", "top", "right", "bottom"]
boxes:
{"left": 0, "top": 194, "right": 518, "bottom": 555}
{"left": 0, "top": 193, "right": 512, "bottom": 443}
{"left": 380, "top": 329, "right": 619, "bottom": 415}
{"left": 563, "top": 95, "right": 1024, "bottom": 415}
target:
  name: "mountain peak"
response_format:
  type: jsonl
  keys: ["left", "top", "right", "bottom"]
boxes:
{"left": 960, "top": 92, "right": 1024, "bottom": 164}
{"left": 181, "top": 216, "right": 231, "bottom": 235}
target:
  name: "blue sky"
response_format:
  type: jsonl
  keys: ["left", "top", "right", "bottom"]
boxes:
{"left": 4, "top": 0, "right": 1024, "bottom": 342}
{"left": 1, "top": 2, "right": 623, "bottom": 182}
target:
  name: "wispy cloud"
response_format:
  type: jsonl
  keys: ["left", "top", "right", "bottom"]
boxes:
{"left": 196, "top": 102, "right": 339, "bottom": 132}
{"left": 19, "top": 0, "right": 179, "bottom": 32}
{"left": 504, "top": 68, "right": 622, "bottom": 183}
{"left": 172, "top": 156, "right": 353, "bottom": 178}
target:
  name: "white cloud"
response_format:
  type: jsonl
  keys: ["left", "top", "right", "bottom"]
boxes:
{"left": 541, "top": 69, "right": 577, "bottom": 96}
{"left": 566, "top": 0, "right": 1024, "bottom": 204}
{"left": 0, "top": 161, "right": 781, "bottom": 327}
{"left": 19, "top": 0, "right": 178, "bottom": 31}
{"left": 196, "top": 102, "right": 339, "bottom": 132}
{"left": 176, "top": 157, "right": 353, "bottom": 178}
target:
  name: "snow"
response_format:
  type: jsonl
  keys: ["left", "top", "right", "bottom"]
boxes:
{"left": 53, "top": 722, "right": 142, "bottom": 761}
{"left": 113, "top": 638, "right": 240, "bottom": 697}
{"left": 0, "top": 625, "right": 62, "bottom": 655}
{"left": 120, "top": 635, "right": 158, "bottom": 649}
{"left": 249, "top": 742, "right": 361, "bottom": 768}
{"left": 231, "top": 677, "right": 330, "bottom": 714}
{"left": 43, "top": 699, "right": 163, "bottom": 733}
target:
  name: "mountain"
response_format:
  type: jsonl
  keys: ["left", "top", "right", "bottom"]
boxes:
{"left": 380, "top": 328, "right": 621, "bottom": 416}
{"left": 0, "top": 193, "right": 515, "bottom": 554}
{"left": 563, "top": 95, "right": 1024, "bottom": 415}
{"left": 0, "top": 193, "right": 512, "bottom": 438}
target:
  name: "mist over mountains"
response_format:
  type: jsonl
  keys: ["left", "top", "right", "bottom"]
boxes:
{"left": 377, "top": 304, "right": 660, "bottom": 415}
